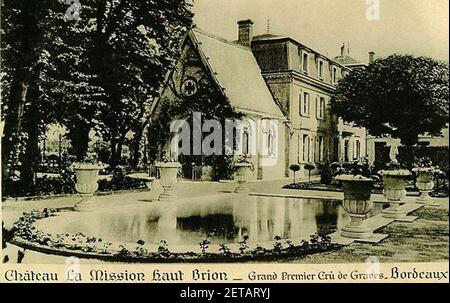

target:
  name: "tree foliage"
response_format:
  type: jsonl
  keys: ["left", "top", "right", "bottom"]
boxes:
{"left": 330, "top": 54, "right": 449, "bottom": 146}
{"left": 1, "top": 0, "right": 69, "bottom": 187}
{"left": 83, "top": 0, "right": 194, "bottom": 166}
{"left": 1, "top": 0, "right": 194, "bottom": 190}
{"left": 147, "top": 40, "right": 241, "bottom": 163}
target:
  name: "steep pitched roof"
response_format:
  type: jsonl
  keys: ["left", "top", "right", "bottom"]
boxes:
{"left": 191, "top": 29, "right": 285, "bottom": 119}
{"left": 253, "top": 33, "right": 351, "bottom": 70}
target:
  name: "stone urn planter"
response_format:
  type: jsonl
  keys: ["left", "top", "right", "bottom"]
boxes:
{"left": 336, "top": 175, "right": 374, "bottom": 239}
{"left": 412, "top": 168, "right": 436, "bottom": 205}
{"left": 379, "top": 169, "right": 412, "bottom": 219}
{"left": 156, "top": 162, "right": 182, "bottom": 202}
{"left": 234, "top": 162, "right": 253, "bottom": 193}
{"left": 72, "top": 163, "right": 104, "bottom": 212}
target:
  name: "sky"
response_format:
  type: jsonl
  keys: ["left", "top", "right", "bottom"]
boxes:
{"left": 191, "top": 0, "right": 449, "bottom": 63}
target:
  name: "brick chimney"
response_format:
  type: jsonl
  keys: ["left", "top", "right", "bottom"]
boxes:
{"left": 368, "top": 51, "right": 375, "bottom": 64}
{"left": 237, "top": 19, "right": 254, "bottom": 47}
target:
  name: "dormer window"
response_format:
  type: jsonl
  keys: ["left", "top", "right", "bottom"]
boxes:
{"left": 331, "top": 66, "right": 338, "bottom": 84}
{"left": 302, "top": 51, "right": 309, "bottom": 74}
{"left": 318, "top": 59, "right": 324, "bottom": 80}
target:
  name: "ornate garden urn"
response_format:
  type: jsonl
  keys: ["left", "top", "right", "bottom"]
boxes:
{"left": 73, "top": 163, "right": 104, "bottom": 212}
{"left": 379, "top": 169, "right": 412, "bottom": 219}
{"left": 413, "top": 168, "right": 436, "bottom": 204}
{"left": 234, "top": 162, "right": 253, "bottom": 193}
{"left": 336, "top": 175, "right": 374, "bottom": 239}
{"left": 156, "top": 162, "right": 182, "bottom": 202}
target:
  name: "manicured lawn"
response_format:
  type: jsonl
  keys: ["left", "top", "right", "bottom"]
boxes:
{"left": 288, "top": 207, "right": 449, "bottom": 264}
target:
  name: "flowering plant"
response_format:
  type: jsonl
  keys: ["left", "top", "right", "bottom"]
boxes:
{"left": 414, "top": 157, "right": 433, "bottom": 168}
{"left": 235, "top": 155, "right": 255, "bottom": 171}
{"left": 412, "top": 157, "right": 443, "bottom": 175}
{"left": 71, "top": 154, "right": 105, "bottom": 169}
{"left": 379, "top": 160, "right": 411, "bottom": 177}
{"left": 157, "top": 152, "right": 180, "bottom": 163}
{"left": 8, "top": 210, "right": 340, "bottom": 262}
{"left": 335, "top": 158, "right": 374, "bottom": 181}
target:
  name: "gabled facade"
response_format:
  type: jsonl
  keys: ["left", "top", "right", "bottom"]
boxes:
{"left": 151, "top": 19, "right": 368, "bottom": 180}
{"left": 151, "top": 28, "right": 287, "bottom": 181}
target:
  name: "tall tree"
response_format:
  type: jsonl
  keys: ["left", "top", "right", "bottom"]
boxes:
{"left": 85, "top": 0, "right": 194, "bottom": 167}
{"left": 2, "top": 0, "right": 194, "bottom": 187}
{"left": 1, "top": 0, "right": 61, "bottom": 190}
{"left": 1, "top": 0, "right": 104, "bottom": 191}
{"left": 331, "top": 54, "right": 449, "bottom": 153}
{"left": 48, "top": 2, "right": 104, "bottom": 161}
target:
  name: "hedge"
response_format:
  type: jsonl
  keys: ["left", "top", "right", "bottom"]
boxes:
{"left": 397, "top": 146, "right": 449, "bottom": 176}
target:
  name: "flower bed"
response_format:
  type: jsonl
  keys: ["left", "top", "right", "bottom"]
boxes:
{"left": 6, "top": 209, "right": 342, "bottom": 263}
{"left": 283, "top": 181, "right": 343, "bottom": 192}
{"left": 412, "top": 157, "right": 449, "bottom": 198}
{"left": 282, "top": 182, "right": 423, "bottom": 197}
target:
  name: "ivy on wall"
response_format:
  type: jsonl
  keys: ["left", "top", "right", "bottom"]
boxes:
{"left": 147, "top": 36, "right": 242, "bottom": 169}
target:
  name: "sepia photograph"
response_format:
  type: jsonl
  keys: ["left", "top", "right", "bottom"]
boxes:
{"left": 0, "top": 0, "right": 449, "bottom": 285}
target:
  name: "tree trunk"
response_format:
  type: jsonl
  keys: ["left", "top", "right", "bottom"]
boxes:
{"left": 110, "top": 137, "right": 118, "bottom": 168}
{"left": 2, "top": 0, "right": 37, "bottom": 180}
{"left": 130, "top": 127, "right": 145, "bottom": 169}
{"left": 67, "top": 121, "right": 90, "bottom": 161}
{"left": 18, "top": 88, "right": 40, "bottom": 194}
{"left": 402, "top": 144, "right": 415, "bottom": 170}
{"left": 116, "top": 138, "right": 124, "bottom": 166}
{"left": 110, "top": 139, "right": 125, "bottom": 168}
{"left": 18, "top": 121, "right": 39, "bottom": 193}
{"left": 2, "top": 75, "right": 29, "bottom": 173}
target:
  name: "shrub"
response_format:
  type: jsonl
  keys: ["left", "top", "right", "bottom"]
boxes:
{"left": 289, "top": 164, "right": 301, "bottom": 183}
{"left": 199, "top": 233, "right": 211, "bottom": 255}
{"left": 219, "top": 243, "right": 231, "bottom": 257}
{"left": 304, "top": 164, "right": 316, "bottom": 183}
{"left": 34, "top": 164, "right": 76, "bottom": 196}
{"left": 98, "top": 166, "right": 147, "bottom": 192}
{"left": 318, "top": 162, "right": 333, "bottom": 185}
{"left": 273, "top": 235, "right": 283, "bottom": 254}
{"left": 398, "top": 146, "right": 449, "bottom": 175}
{"left": 238, "top": 235, "right": 250, "bottom": 255}
{"left": 116, "top": 245, "right": 132, "bottom": 257}
{"left": 4, "top": 154, "right": 76, "bottom": 197}
{"left": 211, "top": 156, "right": 234, "bottom": 181}
{"left": 338, "top": 158, "right": 373, "bottom": 178}
{"left": 432, "top": 178, "right": 449, "bottom": 198}
{"left": 157, "top": 240, "right": 171, "bottom": 258}
{"left": 251, "top": 245, "right": 268, "bottom": 257}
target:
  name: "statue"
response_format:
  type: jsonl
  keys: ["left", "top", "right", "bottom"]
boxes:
{"left": 389, "top": 144, "right": 399, "bottom": 163}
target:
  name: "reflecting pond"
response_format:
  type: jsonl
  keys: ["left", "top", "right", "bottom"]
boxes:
{"left": 61, "top": 196, "right": 383, "bottom": 245}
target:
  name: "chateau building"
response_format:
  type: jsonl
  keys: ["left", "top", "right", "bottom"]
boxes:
{"left": 151, "top": 20, "right": 367, "bottom": 180}
{"left": 247, "top": 20, "right": 366, "bottom": 176}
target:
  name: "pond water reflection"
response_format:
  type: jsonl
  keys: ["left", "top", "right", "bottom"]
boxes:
{"left": 62, "top": 196, "right": 383, "bottom": 246}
